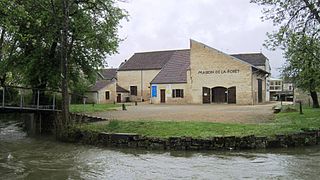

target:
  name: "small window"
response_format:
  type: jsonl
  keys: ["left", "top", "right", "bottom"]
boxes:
{"left": 172, "top": 89, "right": 184, "bottom": 98}
{"left": 130, "top": 86, "right": 137, "bottom": 96}
{"left": 105, "top": 91, "right": 110, "bottom": 100}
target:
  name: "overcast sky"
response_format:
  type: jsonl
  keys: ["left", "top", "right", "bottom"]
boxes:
{"left": 108, "top": 0, "right": 285, "bottom": 77}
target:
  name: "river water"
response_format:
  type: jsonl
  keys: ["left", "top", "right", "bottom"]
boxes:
{"left": 1, "top": 119, "right": 320, "bottom": 179}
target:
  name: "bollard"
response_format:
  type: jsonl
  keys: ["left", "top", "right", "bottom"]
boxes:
{"left": 135, "top": 101, "right": 137, "bottom": 106}
{"left": 299, "top": 101, "right": 303, "bottom": 114}
{"left": 122, "top": 104, "right": 127, "bottom": 111}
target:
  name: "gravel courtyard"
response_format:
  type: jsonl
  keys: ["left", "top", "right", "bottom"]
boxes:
{"left": 92, "top": 102, "right": 279, "bottom": 124}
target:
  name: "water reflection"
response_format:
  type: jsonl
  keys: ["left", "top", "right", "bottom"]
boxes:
{"left": 1, "top": 119, "right": 320, "bottom": 179}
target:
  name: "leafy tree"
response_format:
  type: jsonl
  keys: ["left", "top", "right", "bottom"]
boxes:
{"left": 251, "top": 0, "right": 320, "bottom": 108}
{"left": 282, "top": 34, "right": 320, "bottom": 108}
{"left": 251, "top": 0, "right": 320, "bottom": 47}
{"left": 0, "top": 0, "right": 127, "bottom": 90}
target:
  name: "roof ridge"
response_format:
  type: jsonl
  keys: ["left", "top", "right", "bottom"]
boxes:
{"left": 135, "top": 49, "right": 190, "bottom": 54}
{"left": 230, "top": 52, "right": 263, "bottom": 55}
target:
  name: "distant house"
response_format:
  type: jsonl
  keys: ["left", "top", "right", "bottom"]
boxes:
{"left": 86, "top": 69, "right": 129, "bottom": 104}
{"left": 269, "top": 78, "right": 294, "bottom": 101}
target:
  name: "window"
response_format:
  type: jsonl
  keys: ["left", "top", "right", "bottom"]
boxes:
{"left": 130, "top": 86, "right": 137, "bottom": 96}
{"left": 172, "top": 89, "right": 184, "bottom": 98}
{"left": 105, "top": 91, "right": 110, "bottom": 100}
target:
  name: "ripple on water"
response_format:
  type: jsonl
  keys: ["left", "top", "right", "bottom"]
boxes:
{"left": 1, "top": 120, "right": 320, "bottom": 179}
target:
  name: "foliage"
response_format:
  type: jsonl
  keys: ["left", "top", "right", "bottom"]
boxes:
{"left": 0, "top": 0, "right": 128, "bottom": 90}
{"left": 282, "top": 35, "right": 320, "bottom": 89}
{"left": 251, "top": 0, "right": 320, "bottom": 107}
{"left": 250, "top": 0, "right": 320, "bottom": 49}
{"left": 77, "top": 106, "right": 320, "bottom": 138}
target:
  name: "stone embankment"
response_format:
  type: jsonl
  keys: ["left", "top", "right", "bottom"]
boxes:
{"left": 69, "top": 113, "right": 108, "bottom": 123}
{"left": 63, "top": 128, "right": 320, "bottom": 150}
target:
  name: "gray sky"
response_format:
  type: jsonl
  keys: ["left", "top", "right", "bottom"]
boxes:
{"left": 108, "top": 0, "right": 285, "bottom": 77}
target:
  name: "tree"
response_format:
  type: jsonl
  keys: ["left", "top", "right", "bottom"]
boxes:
{"left": 0, "top": 0, "right": 127, "bottom": 134}
{"left": 0, "top": 0, "right": 127, "bottom": 90}
{"left": 251, "top": 0, "right": 320, "bottom": 47}
{"left": 251, "top": 0, "right": 320, "bottom": 108}
{"left": 282, "top": 34, "right": 320, "bottom": 108}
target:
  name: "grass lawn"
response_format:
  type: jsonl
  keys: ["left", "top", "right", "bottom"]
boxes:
{"left": 70, "top": 104, "right": 120, "bottom": 113}
{"left": 76, "top": 106, "right": 320, "bottom": 138}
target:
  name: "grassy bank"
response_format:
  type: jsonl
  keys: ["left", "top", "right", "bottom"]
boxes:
{"left": 76, "top": 106, "right": 320, "bottom": 138}
{"left": 70, "top": 104, "right": 120, "bottom": 113}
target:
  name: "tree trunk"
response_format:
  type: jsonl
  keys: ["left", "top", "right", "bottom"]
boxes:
{"left": 60, "top": 0, "right": 70, "bottom": 132}
{"left": 310, "top": 91, "right": 320, "bottom": 108}
{"left": 0, "top": 28, "right": 5, "bottom": 60}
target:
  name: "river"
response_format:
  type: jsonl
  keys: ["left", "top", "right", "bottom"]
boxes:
{"left": 1, "top": 118, "right": 320, "bottom": 179}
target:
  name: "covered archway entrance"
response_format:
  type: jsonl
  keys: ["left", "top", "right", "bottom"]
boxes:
{"left": 212, "top": 87, "right": 227, "bottom": 103}
{"left": 202, "top": 86, "right": 236, "bottom": 104}
{"left": 227, "top": 86, "right": 236, "bottom": 104}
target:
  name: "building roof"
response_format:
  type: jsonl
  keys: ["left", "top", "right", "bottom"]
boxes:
{"left": 151, "top": 50, "right": 190, "bottom": 84}
{"left": 118, "top": 50, "right": 188, "bottom": 71}
{"left": 230, "top": 53, "right": 267, "bottom": 67}
{"left": 116, "top": 84, "right": 129, "bottom": 93}
{"left": 99, "top": 68, "right": 117, "bottom": 80}
{"left": 90, "top": 80, "right": 113, "bottom": 91}
{"left": 119, "top": 45, "right": 269, "bottom": 84}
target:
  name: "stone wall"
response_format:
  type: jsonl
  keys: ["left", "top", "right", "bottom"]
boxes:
{"left": 295, "top": 88, "right": 320, "bottom": 105}
{"left": 150, "top": 83, "right": 190, "bottom": 104}
{"left": 117, "top": 70, "right": 160, "bottom": 102}
{"left": 63, "top": 128, "right": 320, "bottom": 151}
{"left": 69, "top": 113, "right": 108, "bottom": 123}
{"left": 252, "top": 71, "right": 267, "bottom": 104}
{"left": 189, "top": 40, "right": 258, "bottom": 105}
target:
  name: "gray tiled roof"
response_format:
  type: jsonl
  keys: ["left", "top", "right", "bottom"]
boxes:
{"left": 118, "top": 50, "right": 186, "bottom": 71}
{"left": 90, "top": 80, "right": 113, "bottom": 91}
{"left": 151, "top": 50, "right": 190, "bottom": 84}
{"left": 99, "top": 69, "right": 117, "bottom": 79}
{"left": 230, "top": 53, "right": 267, "bottom": 66}
{"left": 116, "top": 84, "right": 129, "bottom": 93}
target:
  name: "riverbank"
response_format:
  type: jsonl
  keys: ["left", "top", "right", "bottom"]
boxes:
{"left": 62, "top": 106, "right": 320, "bottom": 150}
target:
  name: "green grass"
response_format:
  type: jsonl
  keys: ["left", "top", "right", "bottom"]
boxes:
{"left": 76, "top": 106, "right": 320, "bottom": 138}
{"left": 70, "top": 104, "right": 120, "bottom": 113}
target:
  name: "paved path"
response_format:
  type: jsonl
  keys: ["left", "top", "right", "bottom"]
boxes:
{"left": 92, "top": 102, "right": 280, "bottom": 124}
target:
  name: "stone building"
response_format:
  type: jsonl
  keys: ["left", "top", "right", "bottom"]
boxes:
{"left": 115, "top": 40, "right": 270, "bottom": 105}
{"left": 86, "top": 69, "right": 129, "bottom": 103}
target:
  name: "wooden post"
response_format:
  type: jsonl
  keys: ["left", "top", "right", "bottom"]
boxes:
{"left": 53, "top": 94, "right": 56, "bottom": 110}
{"left": 37, "top": 90, "right": 40, "bottom": 109}
{"left": 83, "top": 97, "right": 86, "bottom": 112}
{"left": 20, "top": 94, "right": 23, "bottom": 109}
{"left": 299, "top": 101, "right": 303, "bottom": 115}
{"left": 2, "top": 87, "right": 4, "bottom": 108}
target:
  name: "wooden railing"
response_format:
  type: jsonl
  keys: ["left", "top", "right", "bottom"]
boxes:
{"left": 0, "top": 86, "right": 87, "bottom": 112}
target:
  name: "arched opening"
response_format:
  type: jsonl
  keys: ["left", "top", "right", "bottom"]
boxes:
{"left": 227, "top": 86, "right": 236, "bottom": 104}
{"left": 202, "top": 87, "right": 211, "bottom": 104}
{"left": 212, "top": 87, "right": 227, "bottom": 103}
